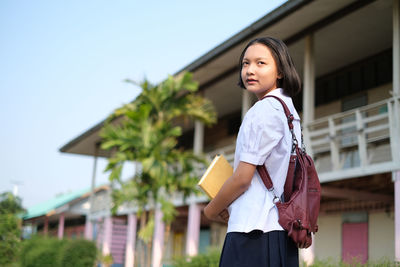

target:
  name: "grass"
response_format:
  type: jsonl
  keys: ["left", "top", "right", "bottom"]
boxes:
{"left": 307, "top": 258, "right": 399, "bottom": 267}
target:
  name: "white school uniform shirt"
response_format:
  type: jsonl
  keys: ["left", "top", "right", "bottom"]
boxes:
{"left": 227, "top": 88, "right": 302, "bottom": 233}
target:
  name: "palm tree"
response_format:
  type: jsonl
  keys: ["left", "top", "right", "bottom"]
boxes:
{"left": 100, "top": 72, "right": 216, "bottom": 266}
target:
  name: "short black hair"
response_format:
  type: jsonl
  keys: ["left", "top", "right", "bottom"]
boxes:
{"left": 238, "top": 37, "right": 301, "bottom": 98}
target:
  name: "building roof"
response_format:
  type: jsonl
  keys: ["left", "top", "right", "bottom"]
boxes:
{"left": 58, "top": 0, "right": 309, "bottom": 157}
{"left": 59, "top": 0, "right": 392, "bottom": 158}
{"left": 23, "top": 187, "right": 90, "bottom": 220}
{"left": 174, "top": 0, "right": 310, "bottom": 75}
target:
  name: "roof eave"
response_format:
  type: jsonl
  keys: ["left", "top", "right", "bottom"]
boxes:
{"left": 174, "top": 0, "right": 311, "bottom": 75}
{"left": 59, "top": 119, "right": 105, "bottom": 153}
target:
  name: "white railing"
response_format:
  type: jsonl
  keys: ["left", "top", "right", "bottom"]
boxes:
{"left": 307, "top": 96, "right": 400, "bottom": 182}
{"left": 206, "top": 143, "right": 236, "bottom": 166}
{"left": 191, "top": 144, "right": 235, "bottom": 180}
{"left": 203, "top": 97, "right": 400, "bottom": 183}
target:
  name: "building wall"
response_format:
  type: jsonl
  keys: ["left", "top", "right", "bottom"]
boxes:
{"left": 367, "top": 83, "right": 392, "bottom": 104}
{"left": 111, "top": 218, "right": 128, "bottom": 265}
{"left": 163, "top": 230, "right": 185, "bottom": 264}
{"left": 314, "top": 214, "right": 342, "bottom": 261}
{"left": 314, "top": 211, "right": 395, "bottom": 262}
{"left": 312, "top": 82, "right": 392, "bottom": 122}
{"left": 204, "top": 112, "right": 240, "bottom": 151}
{"left": 65, "top": 225, "right": 85, "bottom": 239}
{"left": 369, "top": 211, "right": 395, "bottom": 261}
{"left": 314, "top": 100, "right": 341, "bottom": 120}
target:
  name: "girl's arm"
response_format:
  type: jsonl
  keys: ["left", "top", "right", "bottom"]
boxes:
{"left": 203, "top": 161, "right": 256, "bottom": 221}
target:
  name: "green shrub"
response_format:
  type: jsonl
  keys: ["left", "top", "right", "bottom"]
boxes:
{"left": 19, "top": 236, "right": 97, "bottom": 267}
{"left": 0, "top": 213, "right": 23, "bottom": 265}
{"left": 173, "top": 253, "right": 399, "bottom": 267}
{"left": 59, "top": 239, "right": 97, "bottom": 267}
{"left": 20, "top": 237, "right": 66, "bottom": 267}
{"left": 308, "top": 258, "right": 399, "bottom": 267}
{"left": 173, "top": 247, "right": 221, "bottom": 267}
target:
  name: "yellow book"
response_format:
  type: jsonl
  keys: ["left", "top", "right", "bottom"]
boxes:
{"left": 198, "top": 154, "right": 233, "bottom": 199}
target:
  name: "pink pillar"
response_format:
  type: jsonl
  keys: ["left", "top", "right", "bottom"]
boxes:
{"left": 151, "top": 209, "right": 165, "bottom": 267}
{"left": 185, "top": 203, "right": 201, "bottom": 256}
{"left": 84, "top": 218, "right": 93, "bottom": 240}
{"left": 43, "top": 216, "right": 49, "bottom": 236}
{"left": 300, "top": 236, "right": 314, "bottom": 265}
{"left": 395, "top": 171, "right": 400, "bottom": 261}
{"left": 57, "top": 213, "right": 65, "bottom": 239}
{"left": 102, "top": 216, "right": 113, "bottom": 256}
{"left": 125, "top": 213, "right": 137, "bottom": 267}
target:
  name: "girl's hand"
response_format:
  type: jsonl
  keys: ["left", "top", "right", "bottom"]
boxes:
{"left": 204, "top": 205, "right": 229, "bottom": 223}
{"left": 203, "top": 203, "right": 215, "bottom": 220}
{"left": 203, "top": 161, "right": 256, "bottom": 223}
{"left": 218, "top": 208, "right": 230, "bottom": 223}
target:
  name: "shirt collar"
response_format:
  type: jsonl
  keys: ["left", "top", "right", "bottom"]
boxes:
{"left": 267, "top": 88, "right": 285, "bottom": 98}
{"left": 263, "top": 88, "right": 300, "bottom": 120}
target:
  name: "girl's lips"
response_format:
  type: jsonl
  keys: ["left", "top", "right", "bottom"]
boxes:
{"left": 247, "top": 79, "right": 257, "bottom": 84}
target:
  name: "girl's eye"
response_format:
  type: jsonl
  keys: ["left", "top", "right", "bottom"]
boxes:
{"left": 242, "top": 62, "right": 249, "bottom": 66}
{"left": 258, "top": 61, "right": 265, "bottom": 65}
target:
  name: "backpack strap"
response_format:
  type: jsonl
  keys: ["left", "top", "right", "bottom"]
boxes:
{"left": 257, "top": 95, "right": 298, "bottom": 202}
{"left": 260, "top": 95, "right": 294, "bottom": 131}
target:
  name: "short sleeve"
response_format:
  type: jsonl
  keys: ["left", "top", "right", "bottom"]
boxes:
{"left": 239, "top": 104, "right": 284, "bottom": 166}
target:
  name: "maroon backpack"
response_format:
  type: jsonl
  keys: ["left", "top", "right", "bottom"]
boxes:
{"left": 257, "top": 95, "right": 321, "bottom": 249}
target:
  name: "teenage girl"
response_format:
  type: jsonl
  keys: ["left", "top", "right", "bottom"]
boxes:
{"left": 204, "top": 37, "right": 302, "bottom": 267}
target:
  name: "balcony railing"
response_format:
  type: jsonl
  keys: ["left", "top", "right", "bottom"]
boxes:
{"left": 206, "top": 143, "right": 236, "bottom": 166}
{"left": 308, "top": 96, "right": 400, "bottom": 182}
{"left": 206, "top": 97, "right": 400, "bottom": 183}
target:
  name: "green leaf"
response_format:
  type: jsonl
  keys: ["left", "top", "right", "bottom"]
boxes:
{"left": 100, "top": 71, "right": 216, "bottom": 216}
{"left": 138, "top": 216, "right": 154, "bottom": 243}
{"left": 109, "top": 164, "right": 123, "bottom": 182}
{"left": 159, "top": 198, "right": 177, "bottom": 225}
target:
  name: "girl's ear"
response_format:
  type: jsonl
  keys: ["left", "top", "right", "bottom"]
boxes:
{"left": 277, "top": 73, "right": 283, "bottom": 79}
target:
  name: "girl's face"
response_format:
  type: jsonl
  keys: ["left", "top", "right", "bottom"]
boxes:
{"left": 241, "top": 43, "right": 281, "bottom": 99}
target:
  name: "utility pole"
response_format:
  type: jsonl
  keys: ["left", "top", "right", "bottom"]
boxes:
{"left": 10, "top": 180, "right": 22, "bottom": 197}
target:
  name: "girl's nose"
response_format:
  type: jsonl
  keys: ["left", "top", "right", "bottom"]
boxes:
{"left": 246, "top": 64, "right": 255, "bottom": 75}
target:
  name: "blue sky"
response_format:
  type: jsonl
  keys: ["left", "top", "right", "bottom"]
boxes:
{"left": 0, "top": 0, "right": 286, "bottom": 208}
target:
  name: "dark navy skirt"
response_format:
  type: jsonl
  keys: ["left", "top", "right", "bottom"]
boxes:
{"left": 219, "top": 230, "right": 299, "bottom": 267}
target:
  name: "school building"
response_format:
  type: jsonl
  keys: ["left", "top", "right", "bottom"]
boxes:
{"left": 25, "top": 0, "right": 400, "bottom": 266}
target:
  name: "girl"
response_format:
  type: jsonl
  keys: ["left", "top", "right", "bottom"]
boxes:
{"left": 204, "top": 37, "right": 302, "bottom": 267}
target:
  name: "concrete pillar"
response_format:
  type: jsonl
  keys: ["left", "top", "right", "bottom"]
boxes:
{"left": 391, "top": 11, "right": 400, "bottom": 262}
{"left": 185, "top": 203, "right": 202, "bottom": 256}
{"left": 302, "top": 34, "right": 316, "bottom": 158}
{"left": 57, "top": 213, "right": 65, "bottom": 239}
{"left": 392, "top": 0, "right": 400, "bottom": 165}
{"left": 84, "top": 217, "right": 93, "bottom": 240}
{"left": 394, "top": 171, "right": 400, "bottom": 262}
{"left": 193, "top": 120, "right": 204, "bottom": 155}
{"left": 300, "top": 34, "right": 316, "bottom": 265}
{"left": 303, "top": 34, "right": 315, "bottom": 124}
{"left": 151, "top": 208, "right": 165, "bottom": 267}
{"left": 242, "top": 89, "right": 252, "bottom": 120}
{"left": 86, "top": 145, "right": 99, "bottom": 241}
{"left": 189, "top": 117, "right": 205, "bottom": 258}
{"left": 355, "top": 110, "right": 368, "bottom": 166}
{"left": 32, "top": 219, "right": 38, "bottom": 235}
{"left": 84, "top": 219, "right": 92, "bottom": 240}
{"left": 43, "top": 216, "right": 49, "bottom": 236}
{"left": 302, "top": 238, "right": 316, "bottom": 266}
{"left": 125, "top": 213, "right": 137, "bottom": 267}
{"left": 394, "top": 0, "right": 400, "bottom": 97}
{"left": 102, "top": 216, "right": 113, "bottom": 256}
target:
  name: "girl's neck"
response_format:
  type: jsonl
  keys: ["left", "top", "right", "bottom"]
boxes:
{"left": 256, "top": 87, "right": 279, "bottom": 100}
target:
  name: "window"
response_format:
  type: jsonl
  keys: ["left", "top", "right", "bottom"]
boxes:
{"left": 341, "top": 94, "right": 367, "bottom": 169}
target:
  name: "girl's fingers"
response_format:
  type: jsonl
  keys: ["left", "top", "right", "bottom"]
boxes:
{"left": 219, "top": 209, "right": 230, "bottom": 222}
